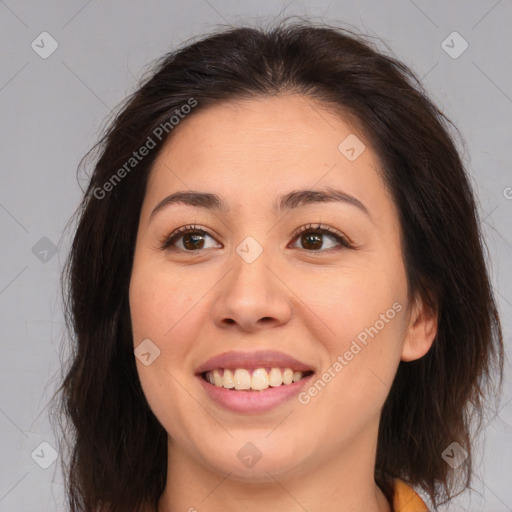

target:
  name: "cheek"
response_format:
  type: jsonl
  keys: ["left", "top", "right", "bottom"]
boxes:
{"left": 129, "top": 260, "right": 192, "bottom": 404}
{"left": 294, "top": 288, "right": 407, "bottom": 452}
{"left": 301, "top": 267, "right": 408, "bottom": 403}
{"left": 129, "top": 259, "right": 194, "bottom": 340}
{"left": 129, "top": 250, "right": 218, "bottom": 374}
{"left": 129, "top": 264, "right": 202, "bottom": 438}
{"left": 305, "top": 266, "right": 407, "bottom": 342}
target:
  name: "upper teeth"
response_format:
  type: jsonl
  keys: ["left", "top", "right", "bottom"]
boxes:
{"left": 204, "top": 368, "right": 305, "bottom": 391}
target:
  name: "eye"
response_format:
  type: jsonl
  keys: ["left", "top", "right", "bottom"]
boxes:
{"left": 289, "top": 223, "right": 352, "bottom": 252}
{"left": 160, "top": 224, "right": 220, "bottom": 252}
{"left": 160, "top": 223, "right": 352, "bottom": 253}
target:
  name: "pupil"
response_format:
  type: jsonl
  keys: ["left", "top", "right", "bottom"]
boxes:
{"left": 303, "top": 233, "right": 322, "bottom": 250}
{"left": 184, "top": 233, "right": 204, "bottom": 250}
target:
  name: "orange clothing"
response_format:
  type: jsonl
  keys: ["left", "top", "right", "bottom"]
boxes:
{"left": 392, "top": 479, "right": 429, "bottom": 511}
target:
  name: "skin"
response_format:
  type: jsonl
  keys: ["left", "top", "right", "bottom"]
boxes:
{"left": 129, "top": 94, "right": 437, "bottom": 512}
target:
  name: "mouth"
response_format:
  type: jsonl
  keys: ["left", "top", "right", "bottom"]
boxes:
{"left": 201, "top": 367, "right": 315, "bottom": 391}
{"left": 195, "top": 350, "right": 315, "bottom": 411}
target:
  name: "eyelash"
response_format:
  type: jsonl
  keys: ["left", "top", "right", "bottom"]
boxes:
{"left": 290, "top": 223, "right": 352, "bottom": 251}
{"left": 160, "top": 223, "right": 353, "bottom": 253}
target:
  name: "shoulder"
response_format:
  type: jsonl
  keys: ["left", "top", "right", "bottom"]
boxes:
{"left": 392, "top": 479, "right": 430, "bottom": 512}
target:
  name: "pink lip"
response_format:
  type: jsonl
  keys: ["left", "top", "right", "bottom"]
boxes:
{"left": 195, "top": 350, "right": 315, "bottom": 413}
{"left": 195, "top": 349, "right": 314, "bottom": 374}
{"left": 197, "top": 373, "right": 314, "bottom": 413}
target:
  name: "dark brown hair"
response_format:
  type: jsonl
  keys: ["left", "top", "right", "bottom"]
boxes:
{"left": 52, "top": 19, "right": 504, "bottom": 511}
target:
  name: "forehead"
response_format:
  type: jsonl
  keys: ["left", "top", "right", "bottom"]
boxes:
{"left": 145, "top": 94, "right": 387, "bottom": 213}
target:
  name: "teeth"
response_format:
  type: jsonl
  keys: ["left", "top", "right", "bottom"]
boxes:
{"left": 251, "top": 368, "right": 269, "bottom": 390}
{"left": 233, "top": 369, "right": 251, "bottom": 390}
{"left": 268, "top": 368, "right": 283, "bottom": 387}
{"left": 222, "top": 369, "right": 235, "bottom": 389}
{"left": 282, "top": 368, "right": 293, "bottom": 385}
{"left": 213, "top": 369, "right": 222, "bottom": 386}
{"left": 205, "top": 367, "right": 307, "bottom": 391}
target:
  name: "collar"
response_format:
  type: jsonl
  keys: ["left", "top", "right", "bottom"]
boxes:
{"left": 392, "top": 479, "right": 429, "bottom": 511}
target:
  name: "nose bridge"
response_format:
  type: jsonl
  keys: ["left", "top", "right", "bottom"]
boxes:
{"left": 228, "top": 233, "right": 274, "bottom": 302}
{"left": 211, "top": 232, "right": 291, "bottom": 330}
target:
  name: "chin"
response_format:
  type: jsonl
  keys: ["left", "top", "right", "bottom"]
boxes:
{"left": 198, "top": 439, "right": 311, "bottom": 483}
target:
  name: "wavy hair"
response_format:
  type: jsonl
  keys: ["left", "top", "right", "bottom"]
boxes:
{"left": 51, "top": 19, "right": 504, "bottom": 511}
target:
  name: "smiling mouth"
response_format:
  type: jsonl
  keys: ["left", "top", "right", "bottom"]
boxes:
{"left": 201, "top": 367, "right": 315, "bottom": 391}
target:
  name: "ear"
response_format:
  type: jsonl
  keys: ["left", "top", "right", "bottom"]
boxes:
{"left": 401, "top": 294, "right": 438, "bottom": 362}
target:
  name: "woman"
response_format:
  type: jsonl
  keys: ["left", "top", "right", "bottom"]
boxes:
{"left": 53, "top": 20, "right": 503, "bottom": 512}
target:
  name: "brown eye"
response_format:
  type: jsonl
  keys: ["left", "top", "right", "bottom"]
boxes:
{"left": 290, "top": 224, "right": 351, "bottom": 252}
{"left": 181, "top": 232, "right": 207, "bottom": 250}
{"left": 161, "top": 225, "right": 220, "bottom": 252}
{"left": 299, "top": 232, "right": 324, "bottom": 250}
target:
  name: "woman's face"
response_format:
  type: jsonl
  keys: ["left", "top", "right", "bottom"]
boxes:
{"left": 129, "top": 94, "right": 435, "bottom": 482}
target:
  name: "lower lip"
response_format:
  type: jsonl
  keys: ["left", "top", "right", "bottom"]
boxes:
{"left": 197, "top": 374, "right": 314, "bottom": 413}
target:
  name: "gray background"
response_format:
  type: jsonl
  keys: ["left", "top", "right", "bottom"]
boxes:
{"left": 0, "top": 1, "right": 511, "bottom": 510}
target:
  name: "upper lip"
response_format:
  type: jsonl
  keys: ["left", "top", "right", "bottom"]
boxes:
{"left": 195, "top": 350, "right": 314, "bottom": 374}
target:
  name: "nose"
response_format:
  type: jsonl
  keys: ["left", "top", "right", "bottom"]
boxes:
{"left": 211, "top": 245, "right": 292, "bottom": 333}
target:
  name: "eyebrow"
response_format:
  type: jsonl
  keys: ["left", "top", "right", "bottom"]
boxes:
{"left": 149, "top": 187, "right": 371, "bottom": 220}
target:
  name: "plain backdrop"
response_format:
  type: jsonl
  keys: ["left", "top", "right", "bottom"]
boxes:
{"left": 0, "top": 1, "right": 511, "bottom": 510}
